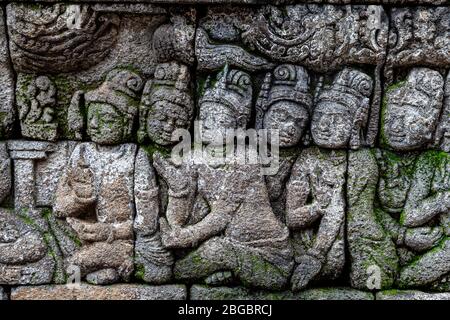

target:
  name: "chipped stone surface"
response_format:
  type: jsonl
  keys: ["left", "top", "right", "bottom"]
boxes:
{"left": 10, "top": 284, "right": 187, "bottom": 300}
{"left": 191, "top": 285, "right": 374, "bottom": 300}
{"left": 0, "top": 7, "right": 15, "bottom": 140}
{"left": 0, "top": 1, "right": 448, "bottom": 300}
{"left": 376, "top": 290, "right": 450, "bottom": 300}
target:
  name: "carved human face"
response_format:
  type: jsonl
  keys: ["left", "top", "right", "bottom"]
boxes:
{"left": 311, "top": 102, "right": 353, "bottom": 149}
{"left": 263, "top": 101, "right": 309, "bottom": 147}
{"left": 199, "top": 102, "right": 242, "bottom": 145}
{"left": 382, "top": 99, "right": 437, "bottom": 151}
{"left": 147, "top": 101, "right": 191, "bottom": 145}
{"left": 87, "top": 103, "right": 130, "bottom": 145}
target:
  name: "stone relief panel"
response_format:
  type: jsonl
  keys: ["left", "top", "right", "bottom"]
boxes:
{"left": 7, "top": 3, "right": 196, "bottom": 141}
{"left": 0, "top": 1, "right": 448, "bottom": 299}
{"left": 197, "top": 4, "right": 387, "bottom": 146}
{"left": 347, "top": 68, "right": 449, "bottom": 291}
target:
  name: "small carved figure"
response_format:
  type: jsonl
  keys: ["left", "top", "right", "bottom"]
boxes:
{"left": 18, "top": 76, "right": 58, "bottom": 141}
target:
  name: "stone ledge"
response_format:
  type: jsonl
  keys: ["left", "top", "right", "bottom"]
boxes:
{"left": 190, "top": 285, "right": 374, "bottom": 300}
{"left": 10, "top": 284, "right": 187, "bottom": 300}
{"left": 376, "top": 290, "right": 450, "bottom": 300}
{"left": 0, "top": 0, "right": 446, "bottom": 4}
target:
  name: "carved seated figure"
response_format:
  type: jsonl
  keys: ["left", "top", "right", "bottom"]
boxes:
{"left": 54, "top": 69, "right": 172, "bottom": 285}
{"left": 256, "top": 64, "right": 312, "bottom": 221}
{"left": 154, "top": 66, "right": 294, "bottom": 290}
{"left": 0, "top": 143, "right": 55, "bottom": 284}
{"left": 348, "top": 68, "right": 449, "bottom": 291}
{"left": 287, "top": 68, "right": 374, "bottom": 291}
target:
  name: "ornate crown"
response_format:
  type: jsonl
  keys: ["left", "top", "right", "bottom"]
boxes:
{"left": 85, "top": 69, "right": 144, "bottom": 119}
{"left": 266, "top": 64, "right": 312, "bottom": 109}
{"left": 317, "top": 68, "right": 373, "bottom": 113}
{"left": 199, "top": 65, "right": 253, "bottom": 121}
{"left": 145, "top": 62, "right": 194, "bottom": 118}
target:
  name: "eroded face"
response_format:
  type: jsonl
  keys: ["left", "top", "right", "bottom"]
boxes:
{"left": 263, "top": 101, "right": 309, "bottom": 147}
{"left": 199, "top": 102, "right": 241, "bottom": 145}
{"left": 311, "top": 102, "right": 352, "bottom": 149}
{"left": 87, "top": 103, "right": 129, "bottom": 145}
{"left": 147, "top": 101, "right": 191, "bottom": 145}
{"left": 382, "top": 101, "right": 437, "bottom": 151}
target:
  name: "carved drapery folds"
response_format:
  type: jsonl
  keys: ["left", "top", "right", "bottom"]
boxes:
{"left": 0, "top": 2, "right": 449, "bottom": 298}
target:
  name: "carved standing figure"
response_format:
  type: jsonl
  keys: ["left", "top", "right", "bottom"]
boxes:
{"left": 256, "top": 64, "right": 312, "bottom": 222}
{"left": 287, "top": 68, "right": 374, "bottom": 291}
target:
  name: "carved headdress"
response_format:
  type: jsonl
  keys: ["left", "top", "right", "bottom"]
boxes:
{"left": 388, "top": 68, "right": 443, "bottom": 116}
{"left": 316, "top": 68, "right": 374, "bottom": 149}
{"left": 68, "top": 69, "right": 143, "bottom": 140}
{"left": 256, "top": 64, "right": 312, "bottom": 129}
{"left": 85, "top": 69, "right": 144, "bottom": 120}
{"left": 199, "top": 64, "right": 253, "bottom": 126}
{"left": 138, "top": 62, "right": 194, "bottom": 142}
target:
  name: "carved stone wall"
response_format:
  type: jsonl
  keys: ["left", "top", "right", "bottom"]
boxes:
{"left": 0, "top": 0, "right": 448, "bottom": 300}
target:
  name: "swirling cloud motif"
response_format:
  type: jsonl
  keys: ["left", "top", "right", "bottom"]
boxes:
{"left": 7, "top": 3, "right": 120, "bottom": 73}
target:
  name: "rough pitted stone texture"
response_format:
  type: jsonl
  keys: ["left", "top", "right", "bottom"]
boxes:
{"left": 191, "top": 285, "right": 374, "bottom": 300}
{"left": 376, "top": 290, "right": 450, "bottom": 300}
{"left": 0, "top": 7, "right": 15, "bottom": 140}
{"left": 10, "top": 284, "right": 187, "bottom": 300}
{"left": 0, "top": 1, "right": 448, "bottom": 300}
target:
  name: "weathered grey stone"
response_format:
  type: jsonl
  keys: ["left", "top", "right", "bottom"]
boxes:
{"left": 0, "top": 208, "right": 56, "bottom": 285}
{"left": 0, "top": 142, "right": 11, "bottom": 206}
{"left": 381, "top": 68, "right": 444, "bottom": 151}
{"left": 347, "top": 67, "right": 449, "bottom": 291}
{"left": 256, "top": 64, "right": 312, "bottom": 148}
{"left": 376, "top": 290, "right": 450, "bottom": 300}
{"left": 0, "top": 7, "right": 15, "bottom": 140}
{"left": 312, "top": 68, "right": 374, "bottom": 149}
{"left": 385, "top": 7, "right": 450, "bottom": 86}
{"left": 0, "top": 141, "right": 67, "bottom": 285}
{"left": 53, "top": 143, "right": 172, "bottom": 284}
{"left": 17, "top": 76, "right": 58, "bottom": 141}
{"left": 191, "top": 285, "right": 374, "bottom": 300}
{"left": 138, "top": 62, "right": 194, "bottom": 146}
{"left": 154, "top": 66, "right": 294, "bottom": 290}
{"left": 287, "top": 147, "right": 347, "bottom": 291}
{"left": 8, "top": 3, "right": 195, "bottom": 141}
{"left": 11, "top": 284, "right": 187, "bottom": 300}
{"left": 435, "top": 71, "right": 450, "bottom": 152}
{"left": 347, "top": 148, "right": 398, "bottom": 290}
{"left": 73, "top": 69, "right": 144, "bottom": 144}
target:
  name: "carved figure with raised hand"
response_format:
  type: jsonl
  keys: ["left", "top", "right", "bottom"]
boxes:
{"left": 287, "top": 68, "right": 374, "bottom": 291}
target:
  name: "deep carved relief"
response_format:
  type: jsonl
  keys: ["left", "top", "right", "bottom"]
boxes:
{"left": 0, "top": 1, "right": 448, "bottom": 299}
{"left": 154, "top": 67, "right": 294, "bottom": 290}
{"left": 348, "top": 68, "right": 449, "bottom": 291}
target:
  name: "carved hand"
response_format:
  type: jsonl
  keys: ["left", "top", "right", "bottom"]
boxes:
{"left": 153, "top": 152, "right": 196, "bottom": 195}
{"left": 291, "top": 254, "right": 322, "bottom": 292}
{"left": 159, "top": 217, "right": 192, "bottom": 248}
{"left": 67, "top": 218, "right": 112, "bottom": 243}
{"left": 404, "top": 226, "right": 444, "bottom": 252}
{"left": 70, "top": 146, "right": 95, "bottom": 201}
